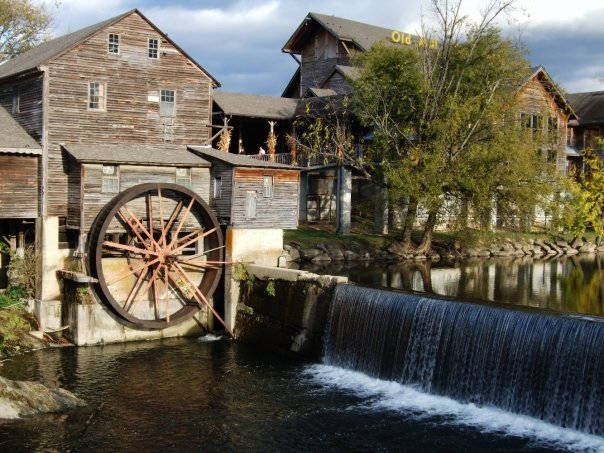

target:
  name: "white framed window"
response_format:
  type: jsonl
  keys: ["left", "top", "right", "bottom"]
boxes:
{"left": 245, "top": 190, "right": 257, "bottom": 219}
{"left": 176, "top": 167, "right": 192, "bottom": 188}
{"left": 108, "top": 33, "right": 120, "bottom": 54}
{"left": 148, "top": 38, "right": 159, "bottom": 59}
{"left": 160, "top": 89, "right": 176, "bottom": 117}
{"left": 88, "top": 82, "right": 106, "bottom": 111}
{"left": 263, "top": 175, "right": 273, "bottom": 198}
{"left": 213, "top": 176, "right": 222, "bottom": 199}
{"left": 102, "top": 165, "right": 119, "bottom": 193}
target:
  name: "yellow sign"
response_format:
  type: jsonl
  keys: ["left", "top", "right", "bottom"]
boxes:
{"left": 391, "top": 31, "right": 438, "bottom": 49}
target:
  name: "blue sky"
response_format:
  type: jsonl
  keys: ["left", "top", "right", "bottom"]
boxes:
{"left": 52, "top": 0, "right": 604, "bottom": 96}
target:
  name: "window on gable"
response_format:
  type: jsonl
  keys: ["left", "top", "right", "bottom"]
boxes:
{"left": 88, "top": 82, "right": 106, "bottom": 110}
{"left": 263, "top": 175, "right": 273, "bottom": 198}
{"left": 102, "top": 165, "right": 119, "bottom": 193}
{"left": 148, "top": 38, "right": 159, "bottom": 59}
{"left": 160, "top": 89, "right": 176, "bottom": 117}
{"left": 547, "top": 116, "right": 559, "bottom": 144}
{"left": 213, "top": 176, "right": 222, "bottom": 199}
{"left": 12, "top": 86, "right": 19, "bottom": 114}
{"left": 176, "top": 167, "right": 192, "bottom": 188}
{"left": 520, "top": 113, "right": 542, "bottom": 134}
{"left": 108, "top": 33, "right": 120, "bottom": 54}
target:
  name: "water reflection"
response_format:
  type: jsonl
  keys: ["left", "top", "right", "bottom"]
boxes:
{"left": 293, "top": 255, "right": 604, "bottom": 316}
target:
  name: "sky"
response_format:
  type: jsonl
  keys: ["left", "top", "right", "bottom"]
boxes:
{"left": 49, "top": 0, "right": 604, "bottom": 96}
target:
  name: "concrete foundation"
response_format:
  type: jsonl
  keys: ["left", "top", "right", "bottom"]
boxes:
{"left": 224, "top": 227, "right": 284, "bottom": 332}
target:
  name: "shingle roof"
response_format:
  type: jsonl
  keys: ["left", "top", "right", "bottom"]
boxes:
{"left": 0, "top": 9, "right": 219, "bottom": 86}
{"left": 213, "top": 91, "right": 299, "bottom": 120}
{"left": 0, "top": 11, "right": 132, "bottom": 80}
{"left": 283, "top": 12, "right": 395, "bottom": 54}
{"left": 567, "top": 91, "right": 604, "bottom": 126}
{"left": 0, "top": 107, "right": 41, "bottom": 153}
{"left": 63, "top": 144, "right": 210, "bottom": 166}
{"left": 525, "top": 66, "right": 576, "bottom": 118}
{"left": 188, "top": 145, "right": 298, "bottom": 169}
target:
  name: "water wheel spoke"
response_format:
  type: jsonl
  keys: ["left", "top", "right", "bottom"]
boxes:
{"left": 124, "top": 267, "right": 150, "bottom": 312}
{"left": 168, "top": 198, "right": 196, "bottom": 249}
{"left": 152, "top": 264, "right": 161, "bottom": 320}
{"left": 172, "top": 262, "right": 233, "bottom": 336}
{"left": 163, "top": 265, "right": 171, "bottom": 322}
{"left": 122, "top": 205, "right": 161, "bottom": 251}
{"left": 177, "top": 245, "right": 226, "bottom": 262}
{"left": 158, "top": 187, "right": 166, "bottom": 247}
{"left": 178, "top": 260, "right": 223, "bottom": 270}
{"left": 160, "top": 200, "right": 183, "bottom": 247}
{"left": 105, "top": 256, "right": 161, "bottom": 286}
{"left": 103, "top": 240, "right": 159, "bottom": 257}
{"left": 117, "top": 209, "right": 153, "bottom": 250}
{"left": 172, "top": 227, "right": 218, "bottom": 256}
{"left": 147, "top": 193, "right": 154, "bottom": 241}
{"left": 126, "top": 265, "right": 161, "bottom": 315}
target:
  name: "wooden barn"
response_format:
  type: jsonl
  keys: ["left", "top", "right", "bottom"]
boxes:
{"left": 188, "top": 146, "right": 300, "bottom": 229}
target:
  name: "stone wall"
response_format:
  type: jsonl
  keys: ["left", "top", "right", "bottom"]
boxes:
{"left": 235, "top": 264, "right": 347, "bottom": 358}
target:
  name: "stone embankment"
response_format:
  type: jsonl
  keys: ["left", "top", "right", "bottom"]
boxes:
{"left": 282, "top": 236, "right": 604, "bottom": 265}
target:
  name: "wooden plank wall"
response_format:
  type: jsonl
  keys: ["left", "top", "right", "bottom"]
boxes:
{"left": 231, "top": 168, "right": 299, "bottom": 229}
{"left": 516, "top": 77, "right": 569, "bottom": 175}
{"left": 300, "top": 29, "right": 350, "bottom": 95}
{"left": 209, "top": 161, "right": 234, "bottom": 220}
{"left": 74, "top": 163, "right": 211, "bottom": 233}
{"left": 0, "top": 154, "right": 39, "bottom": 218}
{"left": 46, "top": 12, "right": 214, "bottom": 217}
{"left": 0, "top": 76, "right": 44, "bottom": 141}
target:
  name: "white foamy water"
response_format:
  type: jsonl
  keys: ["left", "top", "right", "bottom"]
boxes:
{"left": 303, "top": 364, "right": 604, "bottom": 452}
{"left": 196, "top": 333, "right": 223, "bottom": 342}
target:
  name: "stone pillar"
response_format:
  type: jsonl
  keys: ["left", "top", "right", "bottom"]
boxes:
{"left": 35, "top": 216, "right": 64, "bottom": 330}
{"left": 224, "top": 228, "right": 284, "bottom": 333}
{"left": 336, "top": 166, "right": 351, "bottom": 234}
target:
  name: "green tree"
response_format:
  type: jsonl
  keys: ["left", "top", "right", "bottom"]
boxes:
{"left": 559, "top": 139, "right": 604, "bottom": 241}
{"left": 351, "top": 0, "right": 553, "bottom": 253}
{"left": 0, "top": 0, "right": 56, "bottom": 62}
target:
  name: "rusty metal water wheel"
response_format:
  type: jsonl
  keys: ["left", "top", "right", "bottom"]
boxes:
{"left": 88, "top": 183, "right": 229, "bottom": 331}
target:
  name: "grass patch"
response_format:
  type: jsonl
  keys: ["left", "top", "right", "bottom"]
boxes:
{"left": 0, "top": 305, "right": 37, "bottom": 356}
{"left": 284, "top": 225, "right": 392, "bottom": 249}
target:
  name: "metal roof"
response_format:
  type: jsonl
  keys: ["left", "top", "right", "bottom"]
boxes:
{"left": 63, "top": 144, "right": 211, "bottom": 167}
{"left": 0, "top": 107, "right": 41, "bottom": 152}
{"left": 188, "top": 145, "right": 298, "bottom": 170}
{"left": 213, "top": 91, "right": 299, "bottom": 120}
{"left": 283, "top": 12, "right": 395, "bottom": 54}
{"left": 567, "top": 91, "right": 604, "bottom": 126}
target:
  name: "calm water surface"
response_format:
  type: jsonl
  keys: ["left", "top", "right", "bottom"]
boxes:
{"left": 294, "top": 254, "right": 604, "bottom": 316}
{"left": 1, "top": 338, "right": 601, "bottom": 452}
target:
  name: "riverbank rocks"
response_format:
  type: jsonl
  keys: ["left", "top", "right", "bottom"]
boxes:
{"left": 284, "top": 235, "right": 603, "bottom": 264}
{"left": 0, "top": 376, "right": 85, "bottom": 419}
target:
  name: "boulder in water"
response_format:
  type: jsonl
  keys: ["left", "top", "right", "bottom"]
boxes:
{"left": 0, "top": 376, "right": 85, "bottom": 419}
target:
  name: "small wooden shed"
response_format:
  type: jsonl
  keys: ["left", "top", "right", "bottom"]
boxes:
{"left": 62, "top": 144, "right": 211, "bottom": 247}
{"left": 188, "top": 146, "right": 300, "bottom": 229}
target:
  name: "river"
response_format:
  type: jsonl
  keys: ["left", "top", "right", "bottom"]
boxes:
{"left": 1, "top": 255, "right": 604, "bottom": 452}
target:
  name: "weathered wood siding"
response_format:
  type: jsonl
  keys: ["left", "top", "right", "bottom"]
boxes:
{"left": 46, "top": 12, "right": 214, "bottom": 217}
{"left": 322, "top": 71, "right": 353, "bottom": 95}
{"left": 516, "top": 76, "right": 570, "bottom": 175}
{"left": 231, "top": 168, "right": 299, "bottom": 229}
{"left": 209, "top": 162, "right": 234, "bottom": 220}
{"left": 0, "top": 154, "right": 39, "bottom": 218}
{"left": 0, "top": 76, "right": 44, "bottom": 141}
{"left": 300, "top": 29, "right": 350, "bottom": 95}
{"left": 71, "top": 163, "right": 211, "bottom": 232}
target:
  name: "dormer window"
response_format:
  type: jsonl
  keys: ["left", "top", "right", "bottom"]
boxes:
{"left": 108, "top": 33, "right": 119, "bottom": 54}
{"left": 148, "top": 38, "right": 159, "bottom": 59}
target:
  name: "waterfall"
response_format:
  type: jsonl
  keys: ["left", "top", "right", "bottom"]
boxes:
{"left": 323, "top": 284, "right": 604, "bottom": 436}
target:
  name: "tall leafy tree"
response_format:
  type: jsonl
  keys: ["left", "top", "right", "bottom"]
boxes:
{"left": 0, "top": 0, "right": 55, "bottom": 62}
{"left": 352, "top": 0, "right": 553, "bottom": 253}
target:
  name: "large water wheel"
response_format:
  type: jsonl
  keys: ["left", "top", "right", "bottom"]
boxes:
{"left": 87, "top": 183, "right": 229, "bottom": 331}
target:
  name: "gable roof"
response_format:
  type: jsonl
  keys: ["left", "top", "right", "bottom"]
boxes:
{"left": 567, "top": 91, "right": 604, "bottom": 126}
{"left": 0, "top": 107, "right": 41, "bottom": 153}
{"left": 283, "top": 12, "right": 394, "bottom": 54}
{"left": 63, "top": 144, "right": 210, "bottom": 167}
{"left": 213, "top": 91, "right": 299, "bottom": 120}
{"left": 0, "top": 9, "right": 219, "bottom": 86}
{"left": 188, "top": 145, "right": 298, "bottom": 170}
{"left": 525, "top": 66, "right": 576, "bottom": 118}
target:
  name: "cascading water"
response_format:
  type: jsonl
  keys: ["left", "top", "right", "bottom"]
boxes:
{"left": 323, "top": 284, "right": 604, "bottom": 436}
